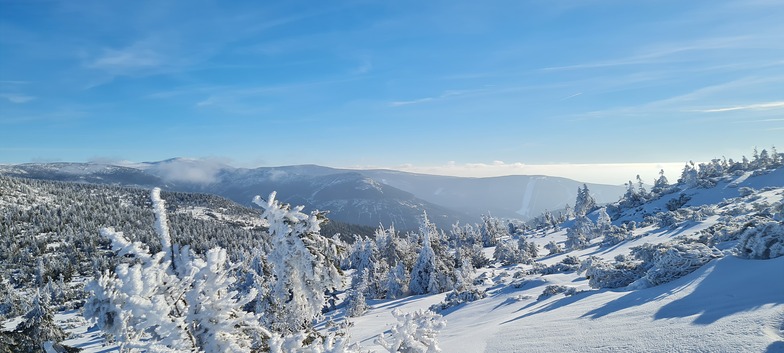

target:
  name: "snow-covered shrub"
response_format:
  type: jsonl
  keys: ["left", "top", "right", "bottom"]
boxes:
{"left": 429, "top": 287, "right": 487, "bottom": 313}
{"left": 533, "top": 256, "right": 581, "bottom": 275}
{"left": 536, "top": 285, "right": 577, "bottom": 301}
{"left": 561, "top": 255, "right": 580, "bottom": 265}
{"left": 601, "top": 228, "right": 629, "bottom": 247}
{"left": 666, "top": 194, "right": 691, "bottom": 211}
{"left": 629, "top": 242, "right": 722, "bottom": 289}
{"left": 544, "top": 241, "right": 563, "bottom": 255}
{"left": 375, "top": 309, "right": 447, "bottom": 353}
{"left": 738, "top": 187, "right": 756, "bottom": 197}
{"left": 268, "top": 332, "right": 363, "bottom": 353}
{"left": 736, "top": 220, "right": 784, "bottom": 259}
{"left": 657, "top": 211, "right": 680, "bottom": 229}
{"left": 580, "top": 257, "right": 643, "bottom": 289}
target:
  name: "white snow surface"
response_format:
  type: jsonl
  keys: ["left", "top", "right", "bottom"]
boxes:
{"left": 14, "top": 167, "right": 784, "bottom": 352}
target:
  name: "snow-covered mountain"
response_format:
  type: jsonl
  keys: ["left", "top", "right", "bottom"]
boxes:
{"left": 0, "top": 159, "right": 626, "bottom": 229}
{"left": 1, "top": 154, "right": 782, "bottom": 352}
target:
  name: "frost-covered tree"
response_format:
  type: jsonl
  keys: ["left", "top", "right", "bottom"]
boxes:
{"left": 409, "top": 212, "right": 455, "bottom": 295}
{"left": 253, "top": 191, "right": 342, "bottom": 334}
{"left": 84, "top": 188, "right": 266, "bottom": 353}
{"left": 596, "top": 207, "right": 612, "bottom": 232}
{"left": 375, "top": 309, "right": 447, "bottom": 353}
{"left": 566, "top": 215, "right": 595, "bottom": 249}
{"left": 574, "top": 184, "right": 596, "bottom": 217}
{"left": 480, "top": 215, "right": 507, "bottom": 247}
{"left": 652, "top": 169, "right": 670, "bottom": 194}
{"left": 678, "top": 162, "right": 698, "bottom": 187}
{"left": 386, "top": 262, "right": 409, "bottom": 299}
{"left": 544, "top": 241, "right": 563, "bottom": 255}
{"left": 15, "top": 289, "right": 66, "bottom": 348}
{"left": 345, "top": 269, "right": 369, "bottom": 317}
{"left": 493, "top": 238, "right": 530, "bottom": 266}
{"left": 409, "top": 222, "right": 437, "bottom": 295}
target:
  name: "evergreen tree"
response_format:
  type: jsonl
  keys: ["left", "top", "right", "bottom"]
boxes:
{"left": 84, "top": 188, "right": 267, "bottom": 352}
{"left": 409, "top": 217, "right": 437, "bottom": 295}
{"left": 252, "top": 191, "right": 342, "bottom": 334}
{"left": 15, "top": 289, "right": 66, "bottom": 348}
{"left": 574, "top": 184, "right": 596, "bottom": 217}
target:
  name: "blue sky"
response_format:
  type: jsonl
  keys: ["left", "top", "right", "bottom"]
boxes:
{"left": 0, "top": 0, "right": 782, "bottom": 183}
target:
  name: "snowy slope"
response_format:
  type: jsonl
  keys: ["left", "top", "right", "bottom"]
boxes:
{"left": 341, "top": 167, "right": 784, "bottom": 352}
{"left": 344, "top": 256, "right": 783, "bottom": 352}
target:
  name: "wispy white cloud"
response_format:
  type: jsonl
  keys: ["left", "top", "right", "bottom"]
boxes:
{"left": 0, "top": 93, "right": 36, "bottom": 104}
{"left": 696, "top": 101, "right": 784, "bottom": 113}
{"left": 389, "top": 89, "right": 486, "bottom": 107}
{"left": 560, "top": 92, "right": 582, "bottom": 101}
{"left": 89, "top": 46, "right": 162, "bottom": 71}
{"left": 541, "top": 36, "right": 759, "bottom": 72}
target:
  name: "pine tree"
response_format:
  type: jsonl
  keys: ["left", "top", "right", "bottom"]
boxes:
{"left": 409, "top": 220, "right": 437, "bottom": 295}
{"left": 574, "top": 184, "right": 596, "bottom": 217}
{"left": 386, "top": 262, "right": 409, "bottom": 299}
{"left": 252, "top": 191, "right": 342, "bottom": 334}
{"left": 84, "top": 188, "right": 267, "bottom": 352}
{"left": 16, "top": 289, "right": 66, "bottom": 347}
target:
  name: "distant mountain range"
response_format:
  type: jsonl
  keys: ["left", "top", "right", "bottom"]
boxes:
{"left": 0, "top": 159, "right": 626, "bottom": 229}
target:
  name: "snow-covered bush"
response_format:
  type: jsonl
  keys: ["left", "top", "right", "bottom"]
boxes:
{"left": 629, "top": 242, "right": 722, "bottom": 289}
{"left": 533, "top": 255, "right": 581, "bottom": 275}
{"left": 666, "top": 194, "right": 691, "bottom": 211}
{"left": 580, "top": 257, "right": 643, "bottom": 289}
{"left": 267, "top": 332, "right": 363, "bottom": 353}
{"left": 536, "top": 285, "right": 577, "bottom": 301}
{"left": 430, "top": 264, "right": 485, "bottom": 313}
{"left": 544, "top": 241, "right": 563, "bottom": 255}
{"left": 429, "top": 286, "right": 487, "bottom": 313}
{"left": 738, "top": 187, "right": 756, "bottom": 197}
{"left": 375, "top": 309, "right": 447, "bottom": 353}
{"left": 736, "top": 220, "right": 784, "bottom": 259}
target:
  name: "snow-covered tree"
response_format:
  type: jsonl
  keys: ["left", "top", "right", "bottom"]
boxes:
{"left": 678, "top": 162, "right": 698, "bottom": 187}
{"left": 566, "top": 215, "right": 595, "bottom": 249}
{"left": 15, "top": 289, "right": 66, "bottom": 348}
{"left": 84, "top": 188, "right": 267, "bottom": 352}
{"left": 493, "top": 238, "right": 529, "bottom": 266}
{"left": 652, "top": 169, "right": 670, "bottom": 194}
{"left": 574, "top": 184, "right": 596, "bottom": 217}
{"left": 386, "top": 262, "right": 409, "bottom": 299}
{"left": 375, "top": 309, "right": 446, "bottom": 353}
{"left": 253, "top": 191, "right": 342, "bottom": 334}
{"left": 480, "top": 215, "right": 507, "bottom": 247}
{"left": 544, "top": 241, "right": 563, "bottom": 255}
{"left": 345, "top": 268, "right": 369, "bottom": 317}
{"left": 409, "top": 223, "right": 437, "bottom": 295}
{"left": 596, "top": 207, "right": 612, "bottom": 232}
